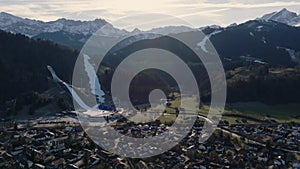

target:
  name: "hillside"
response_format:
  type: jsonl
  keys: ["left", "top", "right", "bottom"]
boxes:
{"left": 97, "top": 34, "right": 300, "bottom": 104}
{"left": 209, "top": 20, "right": 300, "bottom": 66}
{"left": 226, "top": 65, "right": 300, "bottom": 104}
{"left": 0, "top": 30, "right": 78, "bottom": 103}
{"left": 1, "top": 12, "right": 300, "bottom": 110}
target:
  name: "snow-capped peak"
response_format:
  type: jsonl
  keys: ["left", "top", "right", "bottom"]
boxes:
{"left": 146, "top": 26, "right": 195, "bottom": 35}
{"left": 227, "top": 23, "right": 238, "bottom": 28}
{"left": 199, "top": 25, "right": 222, "bottom": 31}
{"left": 0, "top": 12, "right": 108, "bottom": 37}
{"left": 0, "top": 12, "right": 196, "bottom": 39}
{"left": 0, "top": 12, "right": 24, "bottom": 26}
{"left": 0, "top": 12, "right": 18, "bottom": 18}
{"left": 131, "top": 28, "right": 142, "bottom": 34}
{"left": 258, "top": 8, "right": 300, "bottom": 27}
{"left": 94, "top": 23, "right": 128, "bottom": 37}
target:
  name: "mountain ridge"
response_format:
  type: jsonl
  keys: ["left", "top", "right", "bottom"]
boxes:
{"left": 258, "top": 8, "right": 300, "bottom": 26}
{"left": 0, "top": 12, "right": 108, "bottom": 37}
{"left": 1, "top": 8, "right": 299, "bottom": 51}
{"left": 1, "top": 8, "right": 299, "bottom": 38}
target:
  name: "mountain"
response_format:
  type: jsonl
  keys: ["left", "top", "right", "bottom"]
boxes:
{"left": 0, "top": 30, "right": 78, "bottom": 104}
{"left": 1, "top": 13, "right": 300, "bottom": 109}
{"left": 0, "top": 12, "right": 114, "bottom": 49}
{"left": 209, "top": 20, "right": 300, "bottom": 66}
{"left": 1, "top": 11, "right": 299, "bottom": 67}
{"left": 200, "top": 24, "right": 223, "bottom": 30}
{"left": 146, "top": 26, "right": 195, "bottom": 35}
{"left": 97, "top": 31, "right": 300, "bottom": 104}
{"left": 1, "top": 9, "right": 300, "bottom": 51}
{"left": 1, "top": 10, "right": 300, "bottom": 103}
{"left": 33, "top": 31, "right": 91, "bottom": 50}
{"left": 258, "top": 8, "right": 300, "bottom": 26}
{"left": 0, "top": 12, "right": 108, "bottom": 37}
{"left": 0, "top": 12, "right": 196, "bottom": 49}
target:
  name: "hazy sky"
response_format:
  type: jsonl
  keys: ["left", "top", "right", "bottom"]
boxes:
{"left": 0, "top": 0, "right": 300, "bottom": 29}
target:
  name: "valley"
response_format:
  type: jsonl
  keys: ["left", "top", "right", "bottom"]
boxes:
{"left": 0, "top": 7, "right": 300, "bottom": 168}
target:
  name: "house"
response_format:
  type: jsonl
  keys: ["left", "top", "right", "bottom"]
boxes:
{"left": 275, "top": 138, "right": 284, "bottom": 144}
{"left": 89, "top": 155, "right": 100, "bottom": 166}
{"left": 66, "top": 153, "right": 82, "bottom": 163}
{"left": 247, "top": 143, "right": 260, "bottom": 152}
{"left": 97, "top": 149, "right": 113, "bottom": 161}
{"left": 27, "top": 160, "right": 33, "bottom": 168}
{"left": 33, "top": 163, "right": 45, "bottom": 169}
{"left": 293, "top": 162, "right": 300, "bottom": 169}
{"left": 66, "top": 164, "right": 79, "bottom": 169}
{"left": 16, "top": 159, "right": 26, "bottom": 168}
{"left": 11, "top": 146, "right": 23, "bottom": 156}
{"left": 135, "top": 160, "right": 149, "bottom": 169}
{"left": 34, "top": 133, "right": 48, "bottom": 142}
{"left": 292, "top": 124, "right": 300, "bottom": 130}
{"left": 44, "top": 155, "right": 55, "bottom": 163}
{"left": 0, "top": 138, "right": 8, "bottom": 146}
{"left": 25, "top": 146, "right": 47, "bottom": 162}
{"left": 257, "top": 154, "right": 268, "bottom": 162}
{"left": 274, "top": 159, "right": 285, "bottom": 166}
{"left": 50, "top": 158, "right": 65, "bottom": 169}
{"left": 215, "top": 145, "right": 225, "bottom": 153}
{"left": 73, "top": 159, "right": 85, "bottom": 169}
{"left": 199, "top": 144, "right": 207, "bottom": 151}
{"left": 292, "top": 131, "right": 300, "bottom": 137}
{"left": 13, "top": 132, "right": 21, "bottom": 139}
{"left": 47, "top": 136, "right": 67, "bottom": 153}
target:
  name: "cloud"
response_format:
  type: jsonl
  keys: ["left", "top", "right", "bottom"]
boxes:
{"left": 171, "top": 1, "right": 300, "bottom": 9}
{"left": 0, "top": 0, "right": 299, "bottom": 28}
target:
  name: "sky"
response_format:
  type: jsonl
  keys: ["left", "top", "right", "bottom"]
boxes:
{"left": 0, "top": 0, "right": 300, "bottom": 29}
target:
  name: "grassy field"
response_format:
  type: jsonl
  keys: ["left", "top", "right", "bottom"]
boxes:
{"left": 198, "top": 101, "right": 300, "bottom": 124}
{"left": 227, "top": 102, "right": 300, "bottom": 123}
{"left": 130, "top": 92, "right": 300, "bottom": 124}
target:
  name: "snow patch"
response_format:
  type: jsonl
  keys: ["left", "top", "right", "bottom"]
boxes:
{"left": 277, "top": 46, "right": 300, "bottom": 62}
{"left": 256, "top": 26, "right": 263, "bottom": 32}
{"left": 261, "top": 37, "right": 267, "bottom": 44}
{"left": 197, "top": 30, "right": 222, "bottom": 53}
{"left": 240, "top": 56, "right": 268, "bottom": 64}
{"left": 254, "top": 60, "right": 268, "bottom": 65}
{"left": 224, "top": 58, "right": 233, "bottom": 61}
{"left": 83, "top": 54, "right": 105, "bottom": 103}
{"left": 47, "top": 66, "right": 92, "bottom": 110}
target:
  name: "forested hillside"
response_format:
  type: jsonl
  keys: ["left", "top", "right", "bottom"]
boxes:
{"left": 0, "top": 31, "right": 78, "bottom": 103}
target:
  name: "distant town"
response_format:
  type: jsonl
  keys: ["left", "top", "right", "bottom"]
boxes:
{"left": 0, "top": 109, "right": 300, "bottom": 168}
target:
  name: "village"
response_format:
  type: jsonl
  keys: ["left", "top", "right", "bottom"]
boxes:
{"left": 0, "top": 112, "right": 299, "bottom": 169}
